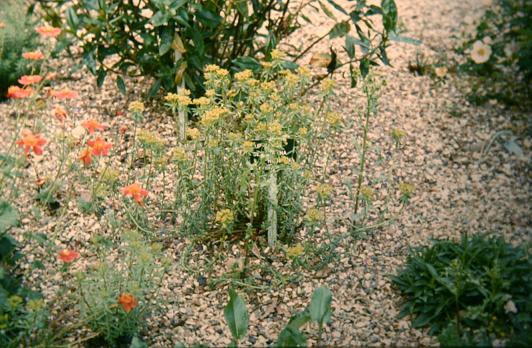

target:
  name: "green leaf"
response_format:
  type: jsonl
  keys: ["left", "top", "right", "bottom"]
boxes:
{"left": 349, "top": 63, "right": 358, "bottom": 88}
{"left": 309, "top": 286, "right": 333, "bottom": 327}
{"left": 224, "top": 289, "right": 249, "bottom": 341}
{"left": 381, "top": 0, "right": 398, "bottom": 32}
{"left": 159, "top": 28, "right": 174, "bottom": 56}
{"left": 286, "top": 309, "right": 311, "bottom": 330}
{"left": 345, "top": 35, "right": 356, "bottom": 58}
{"left": 66, "top": 7, "right": 79, "bottom": 31}
{"left": 326, "top": 0, "right": 348, "bottom": 15}
{"left": 389, "top": 32, "right": 421, "bottom": 45}
{"left": 116, "top": 76, "right": 126, "bottom": 95}
{"left": 276, "top": 327, "right": 307, "bottom": 347}
{"left": 0, "top": 201, "right": 19, "bottom": 233}
{"left": 151, "top": 11, "right": 169, "bottom": 27}
{"left": 0, "top": 235, "right": 17, "bottom": 258}
{"left": 329, "top": 22, "right": 350, "bottom": 39}
{"left": 148, "top": 79, "right": 162, "bottom": 98}
{"left": 97, "top": 68, "right": 107, "bottom": 88}
{"left": 360, "top": 58, "right": 370, "bottom": 77}
{"left": 318, "top": 1, "right": 336, "bottom": 20}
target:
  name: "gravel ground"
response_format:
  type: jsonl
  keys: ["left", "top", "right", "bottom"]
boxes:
{"left": 1, "top": 0, "right": 530, "bottom": 346}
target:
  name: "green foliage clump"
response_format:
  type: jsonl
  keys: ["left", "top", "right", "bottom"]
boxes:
{"left": 0, "top": 0, "right": 39, "bottom": 99}
{"left": 0, "top": 201, "right": 49, "bottom": 347}
{"left": 36, "top": 0, "right": 399, "bottom": 96}
{"left": 457, "top": 0, "right": 532, "bottom": 108}
{"left": 393, "top": 234, "right": 532, "bottom": 347}
{"left": 77, "top": 230, "right": 167, "bottom": 346}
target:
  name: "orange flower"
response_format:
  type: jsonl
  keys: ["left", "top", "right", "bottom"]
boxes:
{"left": 119, "top": 125, "right": 128, "bottom": 134}
{"left": 36, "top": 26, "right": 61, "bottom": 38}
{"left": 58, "top": 249, "right": 80, "bottom": 263}
{"left": 7, "top": 86, "right": 33, "bottom": 99}
{"left": 51, "top": 105, "right": 67, "bottom": 122}
{"left": 81, "top": 119, "right": 106, "bottom": 133}
{"left": 16, "top": 129, "right": 47, "bottom": 155}
{"left": 50, "top": 88, "right": 79, "bottom": 99}
{"left": 122, "top": 182, "right": 149, "bottom": 204}
{"left": 22, "top": 51, "right": 45, "bottom": 60}
{"left": 118, "top": 293, "right": 138, "bottom": 313}
{"left": 46, "top": 72, "right": 57, "bottom": 81}
{"left": 79, "top": 148, "right": 92, "bottom": 165}
{"left": 18, "top": 75, "right": 43, "bottom": 86}
{"left": 87, "top": 137, "right": 112, "bottom": 156}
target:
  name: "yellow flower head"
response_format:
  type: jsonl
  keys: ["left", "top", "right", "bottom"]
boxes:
{"left": 271, "top": 49, "right": 285, "bottom": 60}
{"left": 320, "top": 78, "right": 335, "bottom": 94}
{"left": 298, "top": 127, "right": 309, "bottom": 136}
{"left": 305, "top": 208, "right": 323, "bottom": 223}
{"left": 316, "top": 183, "right": 333, "bottom": 199}
{"left": 128, "top": 101, "right": 145, "bottom": 113}
{"left": 186, "top": 127, "right": 201, "bottom": 140}
{"left": 235, "top": 69, "right": 253, "bottom": 81}
{"left": 242, "top": 141, "right": 255, "bottom": 153}
{"left": 260, "top": 103, "right": 273, "bottom": 114}
{"left": 215, "top": 208, "right": 234, "bottom": 226}
{"left": 399, "top": 182, "right": 415, "bottom": 195}
{"left": 326, "top": 112, "right": 342, "bottom": 126}
{"left": 173, "top": 146, "right": 187, "bottom": 162}
{"left": 200, "top": 107, "right": 228, "bottom": 126}
{"left": 193, "top": 97, "right": 211, "bottom": 106}
{"left": 286, "top": 243, "right": 304, "bottom": 258}
{"left": 360, "top": 186, "right": 374, "bottom": 201}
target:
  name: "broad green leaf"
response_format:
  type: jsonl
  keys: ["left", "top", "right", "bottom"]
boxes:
{"left": 286, "top": 309, "right": 311, "bottom": 330}
{"left": 360, "top": 58, "right": 370, "bottom": 77}
{"left": 0, "top": 201, "right": 19, "bottom": 233}
{"left": 318, "top": 1, "right": 336, "bottom": 20}
{"left": 151, "top": 11, "right": 169, "bottom": 27}
{"left": 66, "top": 7, "right": 79, "bottom": 31}
{"left": 329, "top": 22, "right": 350, "bottom": 39}
{"left": 148, "top": 79, "right": 162, "bottom": 98}
{"left": 389, "top": 32, "right": 422, "bottom": 45}
{"left": 97, "top": 68, "right": 107, "bottom": 88}
{"left": 159, "top": 28, "right": 174, "bottom": 56}
{"left": 224, "top": 289, "right": 249, "bottom": 341}
{"left": 381, "top": 0, "right": 398, "bottom": 32}
{"left": 276, "top": 326, "right": 307, "bottom": 347}
{"left": 345, "top": 35, "right": 356, "bottom": 58}
{"left": 309, "top": 286, "right": 332, "bottom": 327}
{"left": 0, "top": 235, "right": 17, "bottom": 258}
{"left": 326, "top": 0, "right": 347, "bottom": 15}
{"left": 116, "top": 76, "right": 126, "bottom": 95}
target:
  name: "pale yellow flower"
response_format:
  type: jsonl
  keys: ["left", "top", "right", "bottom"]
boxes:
{"left": 320, "top": 78, "right": 335, "bottom": 94}
{"left": 242, "top": 141, "right": 255, "bottom": 153}
{"left": 186, "top": 128, "right": 201, "bottom": 140}
{"left": 128, "top": 101, "right": 145, "bottom": 113}
{"left": 470, "top": 40, "right": 492, "bottom": 64}
{"left": 235, "top": 69, "right": 253, "bottom": 81}
{"left": 286, "top": 243, "right": 304, "bottom": 258}
{"left": 434, "top": 66, "right": 448, "bottom": 78}
{"left": 305, "top": 208, "right": 323, "bottom": 223}
{"left": 215, "top": 209, "right": 234, "bottom": 226}
{"left": 200, "top": 107, "right": 228, "bottom": 126}
{"left": 316, "top": 183, "right": 333, "bottom": 199}
{"left": 271, "top": 49, "right": 285, "bottom": 60}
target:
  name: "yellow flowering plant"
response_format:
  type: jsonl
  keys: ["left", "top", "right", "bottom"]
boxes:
{"left": 164, "top": 58, "right": 338, "bottom": 246}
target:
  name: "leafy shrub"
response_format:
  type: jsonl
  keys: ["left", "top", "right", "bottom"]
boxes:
{"left": 457, "top": 0, "right": 532, "bottom": 108}
{"left": 0, "top": 201, "right": 49, "bottom": 347}
{"left": 163, "top": 58, "right": 338, "bottom": 245}
{"left": 35, "top": 0, "right": 399, "bottom": 96}
{"left": 0, "top": 0, "right": 40, "bottom": 99}
{"left": 393, "top": 234, "right": 532, "bottom": 347}
{"left": 77, "top": 230, "right": 167, "bottom": 346}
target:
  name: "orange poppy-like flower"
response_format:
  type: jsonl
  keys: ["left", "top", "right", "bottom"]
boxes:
{"left": 118, "top": 293, "right": 138, "bottom": 313}
{"left": 87, "top": 137, "right": 112, "bottom": 156}
{"left": 121, "top": 182, "right": 149, "bottom": 204}
{"left": 46, "top": 72, "right": 57, "bottom": 80}
{"left": 22, "top": 51, "right": 45, "bottom": 60}
{"left": 119, "top": 125, "right": 128, "bottom": 134}
{"left": 16, "top": 129, "right": 47, "bottom": 155}
{"left": 36, "top": 26, "right": 61, "bottom": 38}
{"left": 58, "top": 249, "right": 80, "bottom": 263}
{"left": 18, "top": 75, "right": 43, "bottom": 86}
{"left": 81, "top": 119, "right": 106, "bottom": 133}
{"left": 7, "top": 86, "right": 33, "bottom": 99}
{"left": 79, "top": 148, "right": 92, "bottom": 165}
{"left": 51, "top": 105, "right": 67, "bottom": 122}
{"left": 50, "top": 88, "right": 79, "bottom": 99}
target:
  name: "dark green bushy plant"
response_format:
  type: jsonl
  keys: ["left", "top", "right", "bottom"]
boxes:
{"left": 35, "top": 0, "right": 399, "bottom": 97}
{"left": 393, "top": 234, "right": 531, "bottom": 347}
{"left": 0, "top": 0, "right": 40, "bottom": 99}
{"left": 457, "top": 0, "right": 532, "bottom": 108}
{"left": 0, "top": 201, "right": 49, "bottom": 347}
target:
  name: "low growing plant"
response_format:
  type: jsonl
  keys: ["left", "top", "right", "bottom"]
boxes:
{"left": 393, "top": 234, "right": 531, "bottom": 347}
{"left": 76, "top": 230, "right": 167, "bottom": 346}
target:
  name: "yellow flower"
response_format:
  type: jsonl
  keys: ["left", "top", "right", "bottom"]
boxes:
{"left": 360, "top": 186, "right": 374, "bottom": 201}
{"left": 242, "top": 141, "right": 255, "bottom": 153}
{"left": 244, "top": 114, "right": 255, "bottom": 122}
{"left": 290, "top": 161, "right": 302, "bottom": 171}
{"left": 186, "top": 128, "right": 201, "bottom": 140}
{"left": 305, "top": 208, "right": 323, "bottom": 223}
{"left": 26, "top": 299, "right": 45, "bottom": 312}
{"left": 128, "top": 101, "right": 145, "bottom": 113}
{"left": 286, "top": 243, "right": 304, "bottom": 258}
{"left": 326, "top": 112, "right": 342, "bottom": 126}
{"left": 297, "top": 65, "right": 311, "bottom": 78}
{"left": 173, "top": 146, "right": 187, "bottom": 161}
{"left": 260, "top": 81, "right": 276, "bottom": 92}
{"left": 207, "top": 139, "right": 219, "bottom": 148}
{"left": 470, "top": 40, "right": 492, "bottom": 64}
{"left": 399, "top": 182, "right": 415, "bottom": 195}
{"left": 200, "top": 107, "right": 228, "bottom": 126}
{"left": 271, "top": 49, "right": 285, "bottom": 60}
{"left": 260, "top": 103, "right": 273, "bottom": 114}
{"left": 193, "top": 97, "right": 211, "bottom": 106}
{"left": 268, "top": 121, "right": 283, "bottom": 136}
{"left": 434, "top": 66, "right": 448, "bottom": 78}
{"left": 288, "top": 103, "right": 298, "bottom": 111}
{"left": 138, "top": 129, "right": 165, "bottom": 148}
{"left": 279, "top": 156, "right": 290, "bottom": 165}
{"left": 298, "top": 127, "right": 309, "bottom": 136}
{"left": 101, "top": 169, "right": 120, "bottom": 184}
{"left": 205, "top": 89, "right": 216, "bottom": 98}
{"left": 8, "top": 295, "right": 23, "bottom": 309}
{"left": 316, "top": 183, "right": 333, "bottom": 199}
{"left": 284, "top": 72, "right": 299, "bottom": 87}
{"left": 215, "top": 209, "right": 234, "bottom": 226}
{"left": 228, "top": 132, "right": 242, "bottom": 142}
{"left": 320, "top": 78, "right": 335, "bottom": 94}
{"left": 235, "top": 69, "right": 253, "bottom": 81}
{"left": 261, "top": 61, "right": 273, "bottom": 69}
